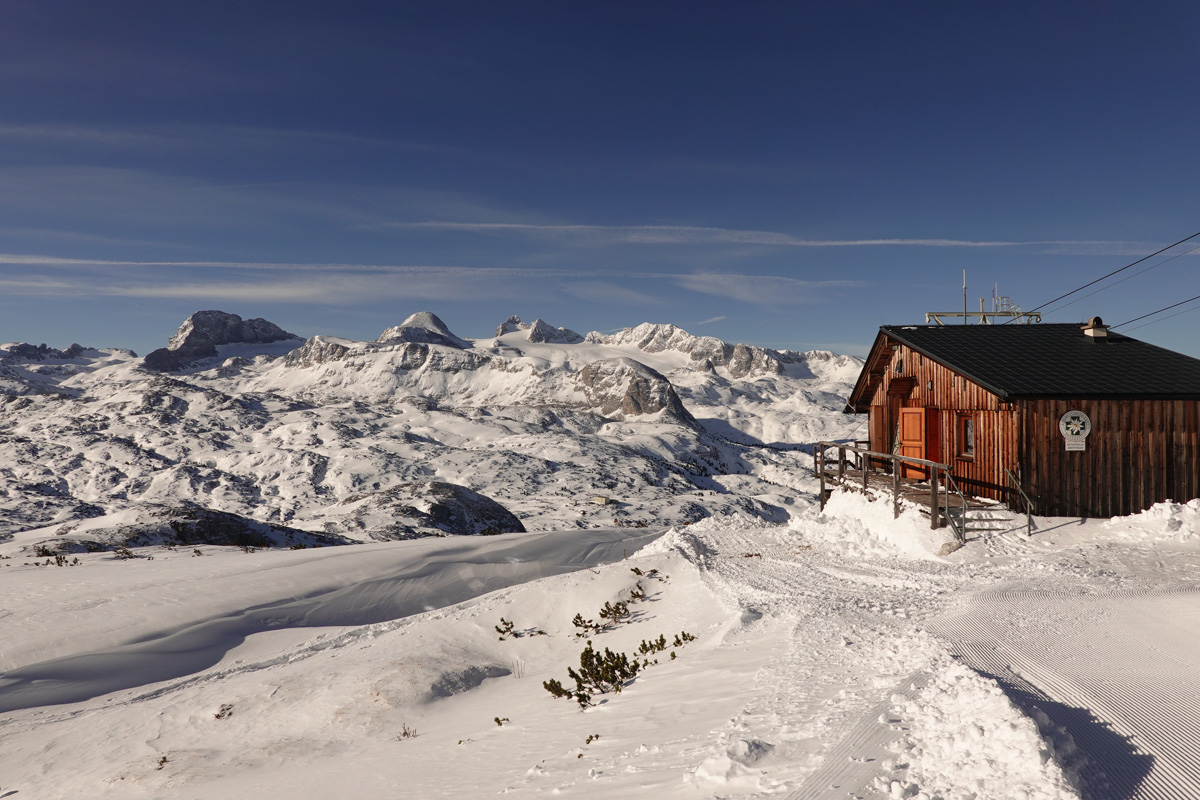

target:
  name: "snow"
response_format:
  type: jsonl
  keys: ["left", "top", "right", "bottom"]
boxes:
{"left": 886, "top": 659, "right": 1079, "bottom": 800}
{"left": 795, "top": 489, "right": 955, "bottom": 561}
{"left": 5, "top": 491, "right": 1200, "bottom": 798}
{"left": 4, "top": 314, "right": 1200, "bottom": 798}
{"left": 1105, "top": 498, "right": 1200, "bottom": 541}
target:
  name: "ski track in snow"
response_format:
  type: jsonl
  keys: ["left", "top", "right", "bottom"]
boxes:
{"left": 929, "top": 583, "right": 1200, "bottom": 800}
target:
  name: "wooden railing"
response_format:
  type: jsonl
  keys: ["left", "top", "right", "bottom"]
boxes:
{"left": 1004, "top": 469, "right": 1036, "bottom": 538}
{"left": 814, "top": 442, "right": 966, "bottom": 542}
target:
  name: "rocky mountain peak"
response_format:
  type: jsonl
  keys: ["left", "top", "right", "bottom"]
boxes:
{"left": 494, "top": 315, "right": 525, "bottom": 336}
{"left": 494, "top": 316, "right": 583, "bottom": 344}
{"left": 167, "top": 310, "right": 298, "bottom": 352}
{"left": 588, "top": 322, "right": 784, "bottom": 379}
{"left": 378, "top": 312, "right": 469, "bottom": 349}
{"left": 144, "top": 311, "right": 300, "bottom": 372}
{"left": 527, "top": 318, "right": 583, "bottom": 344}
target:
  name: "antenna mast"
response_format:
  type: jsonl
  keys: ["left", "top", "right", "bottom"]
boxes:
{"left": 926, "top": 277, "right": 1042, "bottom": 325}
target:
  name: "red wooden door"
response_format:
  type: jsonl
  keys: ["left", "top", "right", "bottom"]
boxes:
{"left": 899, "top": 408, "right": 926, "bottom": 479}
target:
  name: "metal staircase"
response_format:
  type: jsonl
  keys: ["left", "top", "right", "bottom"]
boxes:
{"left": 814, "top": 442, "right": 1036, "bottom": 543}
{"left": 943, "top": 502, "right": 1015, "bottom": 538}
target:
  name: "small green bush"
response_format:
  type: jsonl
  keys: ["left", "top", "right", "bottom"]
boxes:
{"left": 544, "top": 639, "right": 641, "bottom": 708}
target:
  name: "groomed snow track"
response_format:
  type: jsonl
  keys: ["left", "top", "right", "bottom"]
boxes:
{"left": 930, "top": 584, "right": 1200, "bottom": 799}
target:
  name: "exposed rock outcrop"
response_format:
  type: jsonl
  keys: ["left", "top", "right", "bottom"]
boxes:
{"left": 0, "top": 343, "right": 125, "bottom": 397}
{"left": 282, "top": 336, "right": 492, "bottom": 373}
{"left": 143, "top": 311, "right": 301, "bottom": 372}
{"left": 0, "top": 343, "right": 92, "bottom": 363}
{"left": 577, "top": 357, "right": 695, "bottom": 423}
{"left": 283, "top": 336, "right": 354, "bottom": 367}
{"left": 586, "top": 321, "right": 864, "bottom": 381}
{"left": 494, "top": 315, "right": 525, "bottom": 336}
{"left": 30, "top": 502, "right": 350, "bottom": 554}
{"left": 495, "top": 315, "right": 583, "bottom": 344}
{"left": 323, "top": 481, "right": 526, "bottom": 540}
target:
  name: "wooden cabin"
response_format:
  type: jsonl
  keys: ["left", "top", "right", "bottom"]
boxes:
{"left": 844, "top": 319, "right": 1200, "bottom": 517}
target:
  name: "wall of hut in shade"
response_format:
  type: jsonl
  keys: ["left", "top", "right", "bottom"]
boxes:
{"left": 849, "top": 327, "right": 1200, "bottom": 518}
{"left": 1020, "top": 397, "right": 1200, "bottom": 518}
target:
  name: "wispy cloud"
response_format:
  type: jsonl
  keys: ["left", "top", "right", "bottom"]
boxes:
{"left": 0, "top": 165, "right": 528, "bottom": 237}
{"left": 0, "top": 254, "right": 868, "bottom": 308}
{"left": 0, "top": 229, "right": 194, "bottom": 252}
{"left": 695, "top": 315, "right": 728, "bottom": 325}
{"left": 0, "top": 271, "right": 528, "bottom": 304}
{"left": 559, "top": 280, "right": 662, "bottom": 305}
{"left": 0, "top": 254, "right": 579, "bottom": 279}
{"left": 386, "top": 221, "right": 1154, "bottom": 252}
{"left": 674, "top": 273, "right": 862, "bottom": 305}
{"left": 0, "top": 123, "right": 457, "bottom": 156}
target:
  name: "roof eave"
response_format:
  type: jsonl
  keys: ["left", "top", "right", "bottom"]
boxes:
{"left": 843, "top": 329, "right": 894, "bottom": 413}
{"left": 1006, "top": 392, "right": 1200, "bottom": 401}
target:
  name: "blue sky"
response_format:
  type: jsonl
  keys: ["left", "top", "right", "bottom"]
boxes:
{"left": 2, "top": 1, "right": 1199, "bottom": 357}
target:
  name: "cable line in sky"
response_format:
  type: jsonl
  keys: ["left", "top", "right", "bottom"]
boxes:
{"left": 1007, "top": 229, "right": 1200, "bottom": 323}
{"left": 1040, "top": 241, "right": 1200, "bottom": 317}
{"left": 1111, "top": 292, "right": 1200, "bottom": 330}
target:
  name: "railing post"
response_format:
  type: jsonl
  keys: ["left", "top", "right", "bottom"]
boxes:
{"left": 837, "top": 447, "right": 845, "bottom": 482}
{"left": 863, "top": 456, "right": 869, "bottom": 495}
{"left": 817, "top": 443, "right": 827, "bottom": 510}
{"left": 892, "top": 463, "right": 900, "bottom": 519}
{"left": 929, "top": 468, "right": 940, "bottom": 529}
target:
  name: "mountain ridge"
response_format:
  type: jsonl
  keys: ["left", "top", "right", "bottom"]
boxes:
{"left": 0, "top": 310, "right": 862, "bottom": 550}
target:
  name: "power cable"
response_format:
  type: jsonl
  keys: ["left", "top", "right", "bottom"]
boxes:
{"left": 1040, "top": 241, "right": 1200, "bottom": 316}
{"left": 1004, "top": 229, "right": 1200, "bottom": 323}
{"left": 1111, "top": 292, "right": 1200, "bottom": 329}
{"left": 1121, "top": 303, "right": 1200, "bottom": 333}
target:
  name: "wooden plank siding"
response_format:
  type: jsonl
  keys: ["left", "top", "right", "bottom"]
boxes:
{"left": 858, "top": 334, "right": 1200, "bottom": 517}
{"left": 1020, "top": 398, "right": 1200, "bottom": 517}
{"left": 863, "top": 342, "right": 1017, "bottom": 503}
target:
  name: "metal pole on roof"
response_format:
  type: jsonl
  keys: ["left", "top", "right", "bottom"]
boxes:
{"left": 963, "top": 270, "right": 967, "bottom": 324}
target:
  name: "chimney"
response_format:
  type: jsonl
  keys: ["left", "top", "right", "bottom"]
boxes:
{"left": 1081, "top": 316, "right": 1109, "bottom": 339}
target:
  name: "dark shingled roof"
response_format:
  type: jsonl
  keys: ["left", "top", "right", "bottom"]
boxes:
{"left": 877, "top": 323, "right": 1200, "bottom": 399}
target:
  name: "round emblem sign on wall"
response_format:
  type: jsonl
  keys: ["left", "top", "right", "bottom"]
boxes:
{"left": 1058, "top": 410, "right": 1092, "bottom": 451}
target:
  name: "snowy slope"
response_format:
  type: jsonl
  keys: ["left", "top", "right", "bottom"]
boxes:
{"left": 3, "top": 494, "right": 1200, "bottom": 799}
{"left": 0, "top": 311, "right": 862, "bottom": 548}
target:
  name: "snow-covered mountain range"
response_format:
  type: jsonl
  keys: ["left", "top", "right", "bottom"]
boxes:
{"left": 0, "top": 311, "right": 862, "bottom": 551}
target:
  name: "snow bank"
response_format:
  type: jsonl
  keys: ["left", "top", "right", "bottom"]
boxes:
{"left": 790, "top": 490, "right": 956, "bottom": 560}
{"left": 1105, "top": 498, "right": 1200, "bottom": 541}
{"left": 886, "top": 660, "right": 1080, "bottom": 800}
{"left": 691, "top": 738, "right": 775, "bottom": 793}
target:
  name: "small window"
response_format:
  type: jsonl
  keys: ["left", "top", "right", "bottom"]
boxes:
{"left": 958, "top": 415, "right": 975, "bottom": 458}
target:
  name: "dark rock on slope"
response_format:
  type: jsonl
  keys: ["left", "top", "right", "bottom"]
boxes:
{"left": 143, "top": 311, "right": 301, "bottom": 372}
{"left": 577, "top": 358, "right": 696, "bottom": 424}
{"left": 30, "top": 502, "right": 351, "bottom": 554}
{"left": 323, "top": 481, "right": 526, "bottom": 540}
